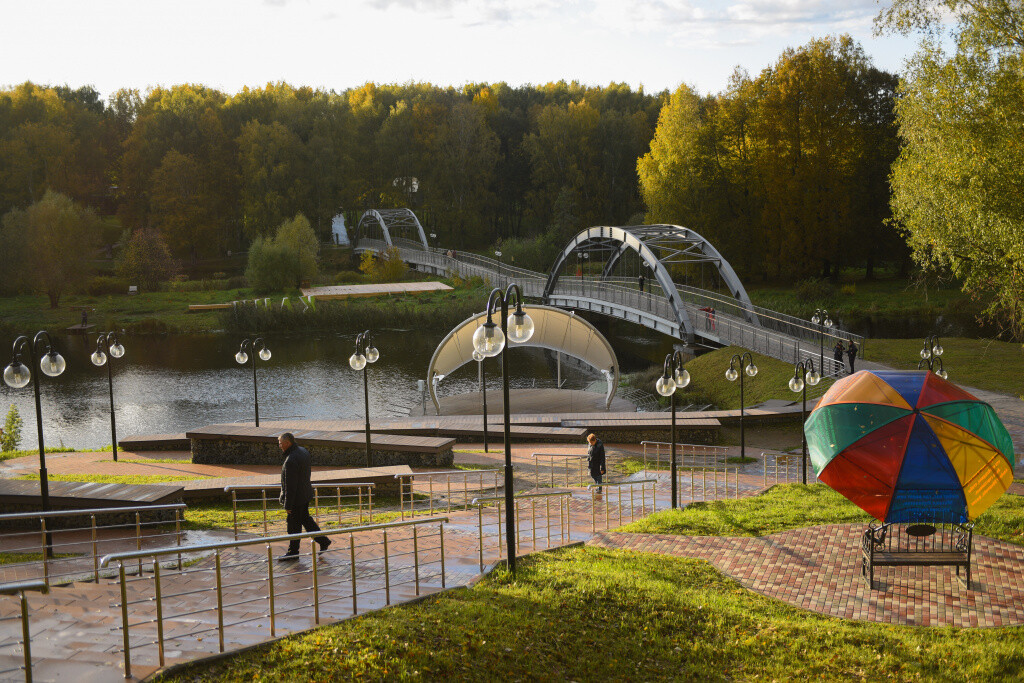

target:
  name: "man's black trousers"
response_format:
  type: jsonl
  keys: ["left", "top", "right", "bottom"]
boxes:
{"left": 286, "top": 505, "right": 328, "bottom": 553}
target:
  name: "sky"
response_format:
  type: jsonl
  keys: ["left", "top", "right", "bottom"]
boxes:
{"left": 0, "top": 0, "right": 922, "bottom": 99}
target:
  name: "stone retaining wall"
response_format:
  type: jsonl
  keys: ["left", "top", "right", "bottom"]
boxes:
{"left": 587, "top": 425, "right": 720, "bottom": 445}
{"left": 191, "top": 438, "right": 454, "bottom": 470}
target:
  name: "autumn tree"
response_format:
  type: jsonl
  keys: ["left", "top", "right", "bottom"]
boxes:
{"left": 117, "top": 228, "right": 178, "bottom": 291}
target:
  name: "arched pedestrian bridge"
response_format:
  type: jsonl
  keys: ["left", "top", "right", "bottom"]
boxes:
{"left": 353, "top": 209, "right": 863, "bottom": 375}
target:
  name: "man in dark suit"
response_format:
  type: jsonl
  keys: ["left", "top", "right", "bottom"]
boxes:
{"left": 587, "top": 432, "right": 606, "bottom": 494}
{"left": 278, "top": 432, "right": 330, "bottom": 560}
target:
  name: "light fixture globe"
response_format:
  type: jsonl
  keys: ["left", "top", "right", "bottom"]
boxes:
{"left": 655, "top": 375, "right": 676, "bottom": 396}
{"left": 937, "top": 368, "right": 948, "bottom": 380}
{"left": 920, "top": 348, "right": 931, "bottom": 360}
{"left": 811, "top": 314, "right": 820, "bottom": 325}
{"left": 40, "top": 352, "right": 66, "bottom": 377}
{"left": 472, "top": 322, "right": 505, "bottom": 358}
{"left": 673, "top": 368, "right": 691, "bottom": 388}
{"left": 349, "top": 353, "right": 367, "bottom": 371}
{"left": 471, "top": 349, "right": 485, "bottom": 362}
{"left": 91, "top": 350, "right": 108, "bottom": 367}
{"left": 258, "top": 347, "right": 272, "bottom": 362}
{"left": 725, "top": 367, "right": 739, "bottom": 382}
{"left": 506, "top": 311, "right": 535, "bottom": 343}
{"left": 824, "top": 317, "right": 833, "bottom": 328}
{"left": 807, "top": 370, "right": 821, "bottom": 386}
{"left": 933, "top": 344, "right": 943, "bottom": 357}
{"left": 745, "top": 363, "right": 758, "bottom": 377}
{"left": 789, "top": 376, "right": 804, "bottom": 393}
{"left": 235, "top": 351, "right": 248, "bottom": 365}
{"left": 109, "top": 343, "right": 125, "bottom": 359}
{"left": 365, "top": 346, "right": 379, "bottom": 363}
{"left": 3, "top": 362, "right": 30, "bottom": 389}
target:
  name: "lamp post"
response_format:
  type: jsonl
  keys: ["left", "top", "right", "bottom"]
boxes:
{"left": 4, "top": 331, "right": 66, "bottom": 554}
{"left": 655, "top": 351, "right": 692, "bottom": 508}
{"left": 725, "top": 352, "right": 758, "bottom": 460}
{"left": 350, "top": 331, "right": 380, "bottom": 467}
{"left": 235, "top": 338, "right": 271, "bottom": 427}
{"left": 91, "top": 332, "right": 126, "bottom": 462}
{"left": 472, "top": 284, "right": 536, "bottom": 574}
{"left": 918, "top": 335, "right": 947, "bottom": 378}
{"left": 788, "top": 359, "right": 820, "bottom": 484}
{"left": 473, "top": 349, "right": 489, "bottom": 453}
{"left": 810, "top": 308, "right": 833, "bottom": 376}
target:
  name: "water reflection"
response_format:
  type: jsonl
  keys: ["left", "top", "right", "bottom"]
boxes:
{"left": 0, "top": 321, "right": 674, "bottom": 450}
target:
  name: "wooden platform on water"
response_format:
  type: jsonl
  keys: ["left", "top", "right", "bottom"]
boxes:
{"left": 0, "top": 479, "right": 183, "bottom": 510}
{"left": 300, "top": 282, "right": 452, "bottom": 300}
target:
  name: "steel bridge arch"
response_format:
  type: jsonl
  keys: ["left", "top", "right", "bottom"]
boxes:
{"left": 355, "top": 209, "right": 429, "bottom": 250}
{"left": 543, "top": 225, "right": 758, "bottom": 339}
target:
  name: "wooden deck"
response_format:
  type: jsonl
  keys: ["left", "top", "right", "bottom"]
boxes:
{"left": 0, "top": 479, "right": 183, "bottom": 509}
{"left": 299, "top": 282, "right": 453, "bottom": 300}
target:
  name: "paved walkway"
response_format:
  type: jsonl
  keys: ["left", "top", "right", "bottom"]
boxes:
{"left": 589, "top": 525, "right": 1024, "bottom": 628}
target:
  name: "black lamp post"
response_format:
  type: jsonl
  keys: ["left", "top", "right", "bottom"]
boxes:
{"left": 918, "top": 335, "right": 947, "bottom": 378}
{"left": 655, "top": 351, "right": 691, "bottom": 508}
{"left": 350, "top": 331, "right": 380, "bottom": 467}
{"left": 810, "top": 308, "right": 833, "bottom": 376}
{"left": 472, "top": 284, "right": 536, "bottom": 574}
{"left": 788, "top": 359, "right": 820, "bottom": 484}
{"left": 725, "top": 352, "right": 758, "bottom": 461}
{"left": 91, "top": 332, "right": 126, "bottom": 462}
{"left": 235, "top": 338, "right": 271, "bottom": 427}
{"left": 4, "top": 331, "right": 67, "bottom": 554}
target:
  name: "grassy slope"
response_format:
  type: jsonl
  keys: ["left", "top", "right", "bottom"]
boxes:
{"left": 677, "top": 345, "right": 834, "bottom": 411}
{"left": 866, "top": 337, "right": 1024, "bottom": 398}
{"left": 160, "top": 546, "right": 1024, "bottom": 683}
{"left": 619, "top": 484, "right": 1024, "bottom": 547}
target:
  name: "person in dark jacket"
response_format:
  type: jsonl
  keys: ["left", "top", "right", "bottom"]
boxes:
{"left": 833, "top": 340, "right": 845, "bottom": 376}
{"left": 278, "top": 433, "right": 330, "bottom": 560}
{"left": 587, "top": 433, "right": 606, "bottom": 493}
{"left": 846, "top": 340, "right": 859, "bottom": 374}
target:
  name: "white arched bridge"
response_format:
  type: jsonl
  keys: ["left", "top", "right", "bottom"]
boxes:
{"left": 353, "top": 209, "right": 864, "bottom": 376}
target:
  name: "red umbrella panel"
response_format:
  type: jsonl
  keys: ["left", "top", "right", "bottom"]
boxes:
{"left": 805, "top": 370, "right": 1014, "bottom": 523}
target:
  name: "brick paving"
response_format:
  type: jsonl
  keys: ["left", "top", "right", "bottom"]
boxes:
{"left": 588, "top": 524, "right": 1024, "bottom": 627}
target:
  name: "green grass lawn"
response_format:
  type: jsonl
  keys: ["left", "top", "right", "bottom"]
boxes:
{"left": 677, "top": 346, "right": 834, "bottom": 411}
{"left": 159, "top": 546, "right": 1024, "bottom": 683}
{"left": 618, "top": 483, "right": 1024, "bottom": 546}
{"left": 0, "top": 446, "right": 75, "bottom": 463}
{"left": 17, "top": 473, "right": 209, "bottom": 484}
{"left": 866, "top": 337, "right": 1024, "bottom": 397}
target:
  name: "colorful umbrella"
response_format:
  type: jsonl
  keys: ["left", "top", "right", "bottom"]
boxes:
{"left": 805, "top": 369, "right": 1015, "bottom": 523}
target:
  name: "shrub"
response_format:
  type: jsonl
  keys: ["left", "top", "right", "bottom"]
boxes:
{"left": 117, "top": 229, "right": 179, "bottom": 291}
{"left": 794, "top": 278, "right": 839, "bottom": 305}
{"left": 87, "top": 276, "right": 129, "bottom": 296}
{"left": 333, "top": 270, "right": 364, "bottom": 284}
{"left": 227, "top": 276, "right": 247, "bottom": 289}
{"left": 246, "top": 237, "right": 295, "bottom": 293}
{"left": 1, "top": 404, "right": 22, "bottom": 451}
{"left": 166, "top": 279, "right": 231, "bottom": 293}
{"left": 359, "top": 247, "right": 408, "bottom": 283}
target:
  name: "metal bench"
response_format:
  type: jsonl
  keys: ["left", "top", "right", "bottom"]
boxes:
{"left": 861, "top": 519, "right": 974, "bottom": 590}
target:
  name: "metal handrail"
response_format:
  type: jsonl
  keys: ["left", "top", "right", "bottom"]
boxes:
{"left": 0, "top": 580, "right": 48, "bottom": 683}
{"left": 471, "top": 491, "right": 573, "bottom": 505}
{"left": 223, "top": 483, "right": 377, "bottom": 491}
{"left": 586, "top": 478, "right": 659, "bottom": 532}
{"left": 224, "top": 482, "right": 375, "bottom": 539}
{"left": 100, "top": 516, "right": 447, "bottom": 566}
{"left": 0, "top": 503, "right": 186, "bottom": 522}
{"left": 392, "top": 469, "right": 499, "bottom": 479}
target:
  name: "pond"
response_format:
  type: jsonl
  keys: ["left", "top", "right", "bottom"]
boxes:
{"left": 0, "top": 317, "right": 676, "bottom": 450}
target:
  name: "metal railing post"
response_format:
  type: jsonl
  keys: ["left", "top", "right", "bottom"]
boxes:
{"left": 413, "top": 525, "right": 420, "bottom": 596}
{"left": 154, "top": 558, "right": 165, "bottom": 666}
{"left": 383, "top": 529, "right": 391, "bottom": 605}
{"left": 231, "top": 490, "right": 239, "bottom": 540}
{"left": 350, "top": 535, "right": 358, "bottom": 615}
{"left": 312, "top": 540, "right": 320, "bottom": 625}
{"left": 439, "top": 524, "right": 446, "bottom": 588}
{"left": 119, "top": 561, "right": 131, "bottom": 678}
{"left": 91, "top": 514, "right": 99, "bottom": 582}
{"left": 40, "top": 520, "right": 49, "bottom": 589}
{"left": 266, "top": 545, "right": 276, "bottom": 637}
{"left": 215, "top": 549, "right": 224, "bottom": 652}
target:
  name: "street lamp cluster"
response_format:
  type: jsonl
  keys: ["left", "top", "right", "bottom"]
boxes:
{"left": 726, "top": 352, "right": 758, "bottom": 461}
{"left": 349, "top": 331, "right": 380, "bottom": 467}
{"left": 788, "top": 359, "right": 820, "bottom": 484}
{"left": 655, "top": 351, "right": 691, "bottom": 509}
{"left": 91, "top": 333, "right": 126, "bottom": 461}
{"left": 919, "top": 335, "right": 947, "bottom": 378}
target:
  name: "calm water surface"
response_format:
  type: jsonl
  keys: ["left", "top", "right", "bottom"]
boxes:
{"left": 0, "top": 318, "right": 675, "bottom": 450}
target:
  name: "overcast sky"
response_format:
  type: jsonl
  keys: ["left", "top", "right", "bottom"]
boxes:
{"left": 1, "top": 0, "right": 919, "bottom": 99}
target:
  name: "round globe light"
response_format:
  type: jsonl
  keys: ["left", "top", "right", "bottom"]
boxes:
{"left": 40, "top": 352, "right": 66, "bottom": 377}
{"left": 920, "top": 348, "right": 931, "bottom": 360}
{"left": 91, "top": 350, "right": 108, "bottom": 367}
{"left": 472, "top": 323, "right": 505, "bottom": 358}
{"left": 811, "top": 314, "right": 820, "bottom": 325}
{"left": 258, "top": 347, "right": 272, "bottom": 362}
{"left": 349, "top": 353, "right": 367, "bottom": 371}
{"left": 506, "top": 311, "right": 535, "bottom": 343}
{"left": 745, "top": 364, "right": 758, "bottom": 377}
{"left": 471, "top": 349, "right": 485, "bottom": 362}
{"left": 109, "top": 343, "right": 125, "bottom": 359}
{"left": 937, "top": 368, "right": 948, "bottom": 380}
{"left": 655, "top": 375, "right": 676, "bottom": 396}
{"left": 807, "top": 370, "right": 821, "bottom": 386}
{"left": 824, "top": 317, "right": 833, "bottom": 328}
{"left": 933, "top": 344, "right": 943, "bottom": 357}
{"left": 366, "top": 346, "right": 379, "bottom": 363}
{"left": 3, "top": 362, "right": 30, "bottom": 389}
{"left": 673, "top": 368, "right": 691, "bottom": 389}
{"left": 235, "top": 351, "right": 248, "bottom": 365}
{"left": 725, "top": 367, "right": 739, "bottom": 382}
{"left": 789, "top": 376, "right": 804, "bottom": 393}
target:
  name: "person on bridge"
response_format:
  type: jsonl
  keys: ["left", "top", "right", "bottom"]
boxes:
{"left": 278, "top": 432, "right": 330, "bottom": 560}
{"left": 846, "top": 340, "right": 858, "bottom": 374}
{"left": 587, "top": 433, "right": 606, "bottom": 494}
{"left": 638, "top": 274, "right": 645, "bottom": 293}
{"left": 833, "top": 340, "right": 846, "bottom": 376}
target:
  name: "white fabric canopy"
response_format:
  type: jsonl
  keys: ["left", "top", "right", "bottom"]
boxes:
{"left": 427, "top": 304, "right": 619, "bottom": 413}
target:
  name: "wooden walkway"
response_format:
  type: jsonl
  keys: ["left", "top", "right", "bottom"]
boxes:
{"left": 300, "top": 282, "right": 452, "bottom": 300}
{"left": 0, "top": 480, "right": 183, "bottom": 509}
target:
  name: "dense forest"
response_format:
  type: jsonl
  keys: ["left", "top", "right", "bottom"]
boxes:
{"left": 0, "top": 34, "right": 906, "bottom": 294}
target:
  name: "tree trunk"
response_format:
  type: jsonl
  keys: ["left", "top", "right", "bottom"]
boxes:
{"left": 47, "top": 290, "right": 60, "bottom": 309}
